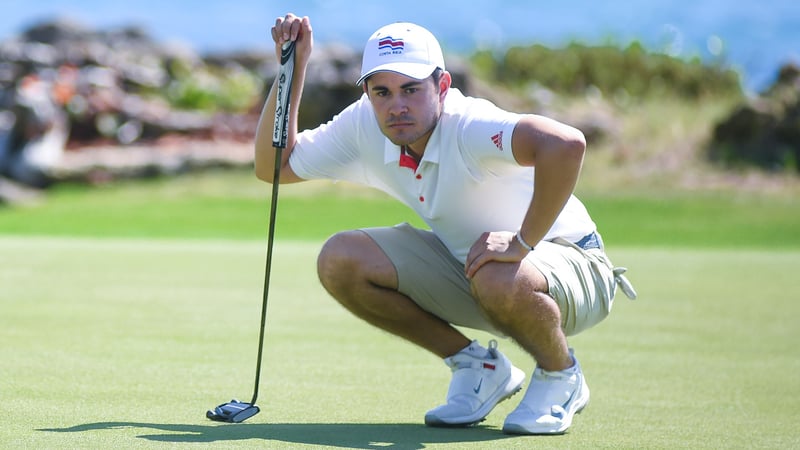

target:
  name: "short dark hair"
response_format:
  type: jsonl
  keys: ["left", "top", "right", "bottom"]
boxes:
{"left": 431, "top": 68, "right": 444, "bottom": 86}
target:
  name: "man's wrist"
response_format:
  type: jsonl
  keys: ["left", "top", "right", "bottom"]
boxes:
{"left": 515, "top": 232, "right": 535, "bottom": 252}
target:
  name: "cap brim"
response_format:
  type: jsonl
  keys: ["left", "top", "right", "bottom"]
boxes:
{"left": 357, "top": 63, "right": 438, "bottom": 85}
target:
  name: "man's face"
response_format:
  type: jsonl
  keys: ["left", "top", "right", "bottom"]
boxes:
{"left": 365, "top": 71, "right": 449, "bottom": 151}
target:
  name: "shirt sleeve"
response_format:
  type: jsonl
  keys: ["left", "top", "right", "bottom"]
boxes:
{"left": 456, "top": 97, "right": 524, "bottom": 178}
{"left": 289, "top": 95, "right": 371, "bottom": 184}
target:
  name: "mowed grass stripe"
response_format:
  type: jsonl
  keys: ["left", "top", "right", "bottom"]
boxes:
{"left": 1, "top": 237, "right": 798, "bottom": 448}
{"left": 1, "top": 171, "right": 798, "bottom": 248}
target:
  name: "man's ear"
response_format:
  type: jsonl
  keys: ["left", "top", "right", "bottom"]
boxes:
{"left": 362, "top": 81, "right": 369, "bottom": 97}
{"left": 438, "top": 71, "right": 452, "bottom": 101}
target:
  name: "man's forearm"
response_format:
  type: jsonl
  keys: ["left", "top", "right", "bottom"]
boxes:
{"left": 254, "top": 62, "right": 307, "bottom": 183}
{"left": 518, "top": 134, "right": 585, "bottom": 247}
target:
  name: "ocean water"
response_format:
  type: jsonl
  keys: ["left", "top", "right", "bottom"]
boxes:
{"left": 2, "top": 0, "right": 799, "bottom": 92}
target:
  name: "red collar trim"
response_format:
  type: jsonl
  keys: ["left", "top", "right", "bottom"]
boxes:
{"left": 399, "top": 146, "right": 419, "bottom": 171}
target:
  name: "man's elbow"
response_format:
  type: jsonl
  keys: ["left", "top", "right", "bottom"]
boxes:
{"left": 254, "top": 156, "right": 277, "bottom": 184}
{"left": 564, "top": 128, "right": 586, "bottom": 161}
{"left": 254, "top": 167, "right": 274, "bottom": 184}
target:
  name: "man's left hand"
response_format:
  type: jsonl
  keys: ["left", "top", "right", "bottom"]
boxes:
{"left": 465, "top": 231, "right": 529, "bottom": 279}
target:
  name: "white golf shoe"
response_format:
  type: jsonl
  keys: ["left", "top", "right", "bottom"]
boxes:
{"left": 425, "top": 340, "right": 525, "bottom": 427}
{"left": 502, "top": 349, "right": 589, "bottom": 435}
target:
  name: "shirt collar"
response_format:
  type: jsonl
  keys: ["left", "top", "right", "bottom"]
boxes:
{"left": 382, "top": 123, "right": 442, "bottom": 170}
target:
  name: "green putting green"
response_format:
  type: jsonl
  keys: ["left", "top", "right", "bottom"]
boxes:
{"left": 2, "top": 237, "right": 798, "bottom": 448}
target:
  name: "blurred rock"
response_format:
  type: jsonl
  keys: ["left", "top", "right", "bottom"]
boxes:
{"left": 710, "top": 63, "right": 800, "bottom": 172}
{"left": 297, "top": 43, "right": 362, "bottom": 126}
{"left": 53, "top": 138, "right": 254, "bottom": 185}
{"left": 0, "top": 18, "right": 272, "bottom": 188}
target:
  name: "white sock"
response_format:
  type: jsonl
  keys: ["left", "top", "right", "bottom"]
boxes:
{"left": 547, "top": 355, "right": 579, "bottom": 374}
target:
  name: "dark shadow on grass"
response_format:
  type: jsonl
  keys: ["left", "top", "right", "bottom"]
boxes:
{"left": 39, "top": 421, "right": 518, "bottom": 449}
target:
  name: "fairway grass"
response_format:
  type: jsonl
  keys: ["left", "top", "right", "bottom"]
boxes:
{"left": 1, "top": 236, "right": 799, "bottom": 449}
{"left": 1, "top": 170, "right": 799, "bottom": 249}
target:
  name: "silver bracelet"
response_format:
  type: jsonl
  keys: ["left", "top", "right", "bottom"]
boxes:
{"left": 515, "top": 232, "right": 535, "bottom": 252}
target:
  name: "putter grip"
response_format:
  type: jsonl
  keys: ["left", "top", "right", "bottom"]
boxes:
{"left": 272, "top": 41, "right": 296, "bottom": 149}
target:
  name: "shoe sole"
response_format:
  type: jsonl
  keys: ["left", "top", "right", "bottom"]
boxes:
{"left": 502, "top": 381, "right": 590, "bottom": 435}
{"left": 425, "top": 367, "right": 525, "bottom": 427}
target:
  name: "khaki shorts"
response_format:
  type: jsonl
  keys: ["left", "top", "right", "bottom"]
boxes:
{"left": 361, "top": 223, "right": 620, "bottom": 337}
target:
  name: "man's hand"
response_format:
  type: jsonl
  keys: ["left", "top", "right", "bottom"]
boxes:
{"left": 465, "top": 231, "right": 530, "bottom": 279}
{"left": 271, "top": 13, "right": 313, "bottom": 67}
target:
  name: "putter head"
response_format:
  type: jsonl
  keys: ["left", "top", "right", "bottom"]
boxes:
{"left": 206, "top": 399, "right": 260, "bottom": 423}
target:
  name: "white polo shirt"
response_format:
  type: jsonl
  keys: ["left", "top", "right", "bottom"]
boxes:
{"left": 290, "top": 88, "right": 596, "bottom": 263}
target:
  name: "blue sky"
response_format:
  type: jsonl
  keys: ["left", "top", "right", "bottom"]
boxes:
{"left": 3, "top": 0, "right": 799, "bottom": 91}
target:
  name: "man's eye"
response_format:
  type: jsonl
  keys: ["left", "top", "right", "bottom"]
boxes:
{"left": 405, "top": 88, "right": 418, "bottom": 94}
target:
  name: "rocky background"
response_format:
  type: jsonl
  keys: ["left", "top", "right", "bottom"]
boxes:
{"left": 710, "top": 64, "right": 800, "bottom": 172}
{"left": 0, "top": 20, "right": 352, "bottom": 201}
{"left": 1, "top": 19, "right": 798, "bottom": 205}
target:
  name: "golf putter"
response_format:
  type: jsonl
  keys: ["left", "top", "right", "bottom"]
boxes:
{"left": 206, "top": 40, "right": 295, "bottom": 424}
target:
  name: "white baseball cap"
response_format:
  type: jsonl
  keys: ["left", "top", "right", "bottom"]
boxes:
{"left": 356, "top": 22, "right": 445, "bottom": 85}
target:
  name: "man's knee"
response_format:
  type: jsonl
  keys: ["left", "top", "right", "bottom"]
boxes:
{"left": 317, "top": 230, "right": 397, "bottom": 295}
{"left": 470, "top": 263, "right": 513, "bottom": 311}
{"left": 318, "top": 231, "right": 361, "bottom": 291}
{"left": 470, "top": 261, "right": 548, "bottom": 317}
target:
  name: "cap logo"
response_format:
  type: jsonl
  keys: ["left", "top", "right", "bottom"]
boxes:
{"left": 377, "top": 36, "right": 404, "bottom": 56}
